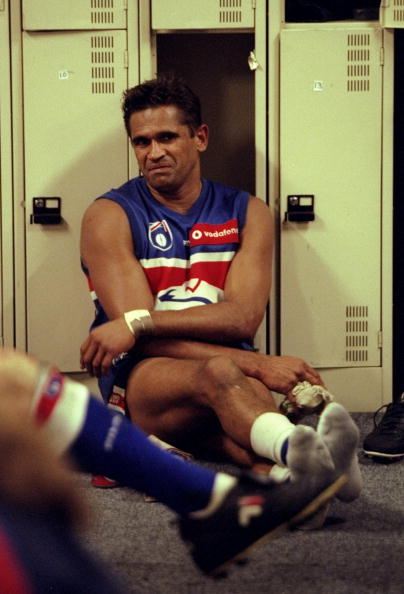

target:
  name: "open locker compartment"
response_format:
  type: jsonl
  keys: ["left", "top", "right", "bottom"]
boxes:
{"left": 157, "top": 32, "right": 256, "bottom": 194}
{"left": 155, "top": 26, "right": 269, "bottom": 353}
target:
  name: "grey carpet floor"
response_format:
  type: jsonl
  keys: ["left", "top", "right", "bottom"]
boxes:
{"left": 76, "top": 413, "right": 404, "bottom": 594}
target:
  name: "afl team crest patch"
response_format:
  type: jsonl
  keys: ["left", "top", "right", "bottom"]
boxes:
{"left": 148, "top": 220, "right": 173, "bottom": 251}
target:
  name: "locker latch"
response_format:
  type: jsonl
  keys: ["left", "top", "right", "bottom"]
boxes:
{"left": 30, "top": 197, "right": 62, "bottom": 225}
{"left": 284, "top": 195, "right": 315, "bottom": 223}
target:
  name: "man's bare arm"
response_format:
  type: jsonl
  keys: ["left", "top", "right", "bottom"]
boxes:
{"left": 136, "top": 337, "right": 324, "bottom": 395}
{"left": 80, "top": 207, "right": 320, "bottom": 391}
{"left": 80, "top": 196, "right": 273, "bottom": 374}
{"left": 80, "top": 199, "right": 154, "bottom": 317}
{"left": 81, "top": 196, "right": 272, "bottom": 336}
{"left": 148, "top": 196, "right": 272, "bottom": 342}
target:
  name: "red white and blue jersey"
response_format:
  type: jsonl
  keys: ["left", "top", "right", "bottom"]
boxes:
{"left": 84, "top": 176, "right": 250, "bottom": 328}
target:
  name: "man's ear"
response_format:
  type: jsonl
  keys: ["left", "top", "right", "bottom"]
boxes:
{"left": 195, "top": 124, "right": 209, "bottom": 153}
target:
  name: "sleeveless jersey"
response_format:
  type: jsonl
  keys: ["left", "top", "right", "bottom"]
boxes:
{"left": 83, "top": 176, "right": 250, "bottom": 331}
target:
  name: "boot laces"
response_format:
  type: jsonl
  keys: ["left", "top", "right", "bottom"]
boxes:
{"left": 372, "top": 395, "right": 404, "bottom": 435}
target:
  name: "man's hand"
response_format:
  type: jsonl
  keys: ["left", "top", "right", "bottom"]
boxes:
{"left": 80, "top": 318, "right": 136, "bottom": 377}
{"left": 255, "top": 354, "right": 324, "bottom": 397}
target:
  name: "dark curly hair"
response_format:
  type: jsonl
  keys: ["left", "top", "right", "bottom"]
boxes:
{"left": 122, "top": 74, "right": 202, "bottom": 138}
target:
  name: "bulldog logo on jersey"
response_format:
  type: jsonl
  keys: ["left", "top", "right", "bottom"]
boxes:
{"left": 148, "top": 220, "right": 173, "bottom": 251}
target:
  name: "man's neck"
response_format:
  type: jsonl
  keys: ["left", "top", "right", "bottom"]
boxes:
{"left": 146, "top": 179, "right": 203, "bottom": 214}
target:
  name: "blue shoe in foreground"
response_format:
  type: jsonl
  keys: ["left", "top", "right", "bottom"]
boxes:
{"left": 179, "top": 470, "right": 347, "bottom": 575}
{"left": 363, "top": 395, "right": 404, "bottom": 459}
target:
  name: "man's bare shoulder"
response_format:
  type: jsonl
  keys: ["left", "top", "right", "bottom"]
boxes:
{"left": 82, "top": 198, "right": 126, "bottom": 225}
{"left": 81, "top": 198, "right": 133, "bottom": 264}
{"left": 245, "top": 195, "right": 273, "bottom": 227}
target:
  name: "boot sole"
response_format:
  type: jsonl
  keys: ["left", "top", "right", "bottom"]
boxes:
{"left": 209, "top": 473, "right": 348, "bottom": 576}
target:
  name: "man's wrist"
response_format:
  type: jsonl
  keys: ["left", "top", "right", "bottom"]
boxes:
{"left": 246, "top": 351, "right": 266, "bottom": 381}
{"left": 123, "top": 309, "right": 155, "bottom": 338}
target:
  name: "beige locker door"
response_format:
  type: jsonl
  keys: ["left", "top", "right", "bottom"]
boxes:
{"left": 0, "top": 1, "right": 12, "bottom": 347}
{"left": 380, "top": 1, "right": 404, "bottom": 28}
{"left": 151, "top": 0, "right": 254, "bottom": 30}
{"left": 23, "top": 30, "right": 128, "bottom": 370}
{"left": 22, "top": 0, "right": 127, "bottom": 30}
{"left": 280, "top": 27, "right": 383, "bottom": 369}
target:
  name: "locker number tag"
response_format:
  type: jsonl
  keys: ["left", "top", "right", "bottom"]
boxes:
{"left": 58, "top": 71, "right": 70, "bottom": 80}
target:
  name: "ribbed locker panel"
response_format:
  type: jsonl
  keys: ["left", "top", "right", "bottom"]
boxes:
{"left": 151, "top": 0, "right": 254, "bottom": 30}
{"left": 22, "top": 0, "right": 127, "bottom": 31}
{"left": 380, "top": 0, "right": 404, "bottom": 28}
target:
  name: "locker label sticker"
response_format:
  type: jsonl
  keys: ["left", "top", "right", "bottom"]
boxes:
{"left": 313, "top": 81, "right": 324, "bottom": 91}
{"left": 58, "top": 71, "right": 70, "bottom": 80}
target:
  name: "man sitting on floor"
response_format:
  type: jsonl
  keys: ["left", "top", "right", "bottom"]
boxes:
{"left": 79, "top": 75, "right": 362, "bottom": 511}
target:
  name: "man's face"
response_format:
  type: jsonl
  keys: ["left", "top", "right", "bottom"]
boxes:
{"left": 129, "top": 105, "right": 208, "bottom": 194}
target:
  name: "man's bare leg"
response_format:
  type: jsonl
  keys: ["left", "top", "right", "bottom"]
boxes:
{"left": 126, "top": 355, "right": 335, "bottom": 478}
{"left": 126, "top": 355, "right": 277, "bottom": 451}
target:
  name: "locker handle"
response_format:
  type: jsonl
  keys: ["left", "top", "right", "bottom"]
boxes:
{"left": 30, "top": 197, "right": 62, "bottom": 225}
{"left": 284, "top": 194, "right": 315, "bottom": 223}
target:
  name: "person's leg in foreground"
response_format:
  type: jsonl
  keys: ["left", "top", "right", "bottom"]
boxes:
{"left": 0, "top": 347, "right": 349, "bottom": 575}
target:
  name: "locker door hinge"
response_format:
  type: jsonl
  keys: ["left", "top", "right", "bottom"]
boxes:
{"left": 378, "top": 331, "right": 383, "bottom": 348}
{"left": 124, "top": 49, "right": 129, "bottom": 69}
{"left": 380, "top": 46, "right": 385, "bottom": 67}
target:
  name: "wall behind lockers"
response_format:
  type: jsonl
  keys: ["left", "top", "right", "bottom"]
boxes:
{"left": 157, "top": 33, "right": 255, "bottom": 195}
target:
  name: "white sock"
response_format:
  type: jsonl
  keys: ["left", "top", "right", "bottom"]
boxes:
{"left": 317, "top": 403, "right": 363, "bottom": 502}
{"left": 190, "top": 473, "right": 237, "bottom": 518}
{"left": 269, "top": 464, "right": 291, "bottom": 483}
{"left": 250, "top": 412, "right": 296, "bottom": 466}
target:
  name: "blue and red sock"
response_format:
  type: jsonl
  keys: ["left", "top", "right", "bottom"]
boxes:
{"left": 32, "top": 368, "right": 216, "bottom": 515}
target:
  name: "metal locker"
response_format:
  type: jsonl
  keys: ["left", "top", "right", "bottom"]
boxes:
{"left": 151, "top": 0, "right": 254, "bottom": 30}
{"left": 380, "top": 0, "right": 404, "bottom": 28}
{"left": 0, "top": 5, "right": 9, "bottom": 347}
{"left": 279, "top": 26, "right": 383, "bottom": 370}
{"left": 22, "top": 0, "right": 127, "bottom": 31}
{"left": 23, "top": 29, "right": 129, "bottom": 370}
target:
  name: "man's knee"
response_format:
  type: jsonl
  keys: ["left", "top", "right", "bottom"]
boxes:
{"left": 201, "top": 356, "right": 244, "bottom": 399}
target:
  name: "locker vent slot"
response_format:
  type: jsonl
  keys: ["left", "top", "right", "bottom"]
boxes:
{"left": 393, "top": 0, "right": 404, "bottom": 23}
{"left": 345, "top": 305, "right": 369, "bottom": 362}
{"left": 91, "top": 0, "right": 114, "bottom": 25}
{"left": 219, "top": 0, "right": 242, "bottom": 23}
{"left": 347, "top": 34, "right": 370, "bottom": 93}
{"left": 91, "top": 36, "right": 115, "bottom": 94}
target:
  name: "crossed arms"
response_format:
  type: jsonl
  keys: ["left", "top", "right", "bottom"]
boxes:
{"left": 80, "top": 196, "right": 322, "bottom": 394}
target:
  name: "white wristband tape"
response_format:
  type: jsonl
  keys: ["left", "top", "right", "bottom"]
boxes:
{"left": 123, "top": 309, "right": 154, "bottom": 338}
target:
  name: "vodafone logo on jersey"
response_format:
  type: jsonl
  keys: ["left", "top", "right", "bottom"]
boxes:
{"left": 189, "top": 219, "right": 239, "bottom": 246}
